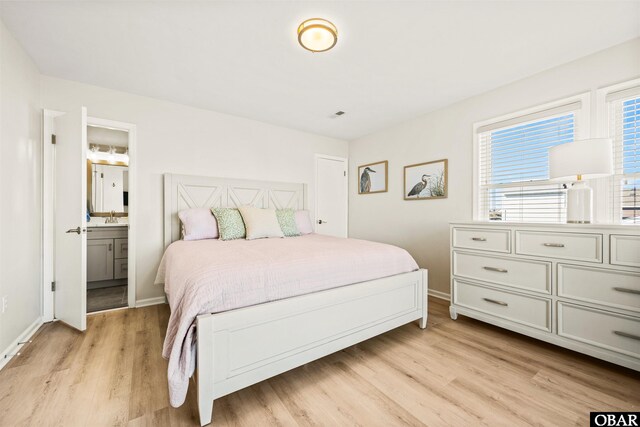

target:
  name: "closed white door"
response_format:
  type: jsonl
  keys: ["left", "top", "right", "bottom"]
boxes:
{"left": 315, "top": 155, "right": 348, "bottom": 238}
{"left": 54, "top": 107, "right": 88, "bottom": 331}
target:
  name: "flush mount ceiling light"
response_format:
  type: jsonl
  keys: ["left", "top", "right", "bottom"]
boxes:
{"left": 297, "top": 18, "right": 338, "bottom": 52}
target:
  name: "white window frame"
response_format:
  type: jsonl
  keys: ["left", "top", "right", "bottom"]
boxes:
{"left": 473, "top": 93, "right": 591, "bottom": 221}
{"left": 596, "top": 77, "right": 640, "bottom": 224}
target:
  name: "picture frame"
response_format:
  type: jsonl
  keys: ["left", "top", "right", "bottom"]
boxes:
{"left": 404, "top": 159, "right": 448, "bottom": 200}
{"left": 358, "top": 160, "right": 388, "bottom": 194}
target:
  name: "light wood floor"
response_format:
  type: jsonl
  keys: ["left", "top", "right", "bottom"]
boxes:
{"left": 1, "top": 298, "right": 638, "bottom": 427}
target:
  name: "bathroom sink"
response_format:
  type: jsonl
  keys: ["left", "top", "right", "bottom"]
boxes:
{"left": 87, "top": 217, "right": 128, "bottom": 227}
{"left": 88, "top": 222, "right": 127, "bottom": 227}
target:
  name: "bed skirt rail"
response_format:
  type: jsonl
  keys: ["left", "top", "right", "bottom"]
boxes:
{"left": 195, "top": 268, "right": 428, "bottom": 425}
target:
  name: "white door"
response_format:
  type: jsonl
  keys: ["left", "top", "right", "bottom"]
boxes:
{"left": 54, "top": 107, "right": 88, "bottom": 331}
{"left": 315, "top": 155, "right": 348, "bottom": 238}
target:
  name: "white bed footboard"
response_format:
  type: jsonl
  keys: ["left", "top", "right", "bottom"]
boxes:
{"left": 195, "top": 268, "right": 428, "bottom": 425}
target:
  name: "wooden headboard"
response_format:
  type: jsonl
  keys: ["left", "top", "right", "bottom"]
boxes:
{"left": 163, "top": 173, "right": 307, "bottom": 247}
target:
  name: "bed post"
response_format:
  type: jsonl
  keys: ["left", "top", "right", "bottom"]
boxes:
{"left": 196, "top": 316, "right": 215, "bottom": 426}
{"left": 420, "top": 268, "right": 428, "bottom": 329}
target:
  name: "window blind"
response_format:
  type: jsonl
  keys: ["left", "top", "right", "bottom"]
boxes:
{"left": 607, "top": 87, "right": 640, "bottom": 224}
{"left": 477, "top": 108, "right": 581, "bottom": 223}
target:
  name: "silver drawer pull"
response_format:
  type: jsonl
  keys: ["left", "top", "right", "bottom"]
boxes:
{"left": 483, "top": 266, "right": 508, "bottom": 273}
{"left": 613, "top": 287, "right": 640, "bottom": 295}
{"left": 483, "top": 298, "right": 508, "bottom": 307}
{"left": 543, "top": 243, "right": 565, "bottom": 248}
{"left": 471, "top": 237, "right": 487, "bottom": 242}
{"left": 614, "top": 331, "right": 640, "bottom": 341}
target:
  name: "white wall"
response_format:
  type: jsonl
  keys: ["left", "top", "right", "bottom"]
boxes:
{"left": 41, "top": 77, "right": 348, "bottom": 302}
{"left": 348, "top": 38, "right": 640, "bottom": 297}
{"left": 0, "top": 20, "right": 42, "bottom": 356}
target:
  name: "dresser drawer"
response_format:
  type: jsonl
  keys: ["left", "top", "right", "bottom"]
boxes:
{"left": 453, "top": 251, "right": 550, "bottom": 294}
{"left": 558, "top": 302, "right": 640, "bottom": 359}
{"left": 114, "top": 258, "right": 128, "bottom": 280}
{"left": 453, "top": 279, "right": 551, "bottom": 331}
{"left": 611, "top": 235, "right": 640, "bottom": 268}
{"left": 515, "top": 231, "right": 602, "bottom": 263}
{"left": 452, "top": 227, "right": 510, "bottom": 253}
{"left": 114, "top": 238, "right": 128, "bottom": 259}
{"left": 558, "top": 264, "right": 640, "bottom": 313}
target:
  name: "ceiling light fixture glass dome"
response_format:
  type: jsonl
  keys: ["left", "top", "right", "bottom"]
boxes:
{"left": 297, "top": 18, "right": 338, "bottom": 52}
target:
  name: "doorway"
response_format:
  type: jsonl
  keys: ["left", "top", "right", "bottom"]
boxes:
{"left": 314, "top": 154, "right": 348, "bottom": 238}
{"left": 42, "top": 109, "right": 136, "bottom": 328}
{"left": 86, "top": 124, "right": 130, "bottom": 312}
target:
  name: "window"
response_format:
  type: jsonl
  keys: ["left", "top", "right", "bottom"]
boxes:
{"left": 475, "top": 96, "right": 587, "bottom": 223}
{"left": 602, "top": 81, "right": 640, "bottom": 224}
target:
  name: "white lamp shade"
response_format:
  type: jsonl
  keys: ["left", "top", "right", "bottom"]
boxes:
{"left": 297, "top": 18, "right": 338, "bottom": 52}
{"left": 548, "top": 138, "right": 613, "bottom": 181}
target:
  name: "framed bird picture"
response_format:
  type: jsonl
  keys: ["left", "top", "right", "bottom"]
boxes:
{"left": 404, "top": 159, "right": 448, "bottom": 200}
{"left": 358, "top": 160, "right": 388, "bottom": 194}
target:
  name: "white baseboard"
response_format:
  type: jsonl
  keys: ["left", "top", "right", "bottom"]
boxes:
{"left": 0, "top": 317, "right": 43, "bottom": 371}
{"left": 135, "top": 296, "right": 167, "bottom": 308}
{"left": 428, "top": 289, "right": 450, "bottom": 301}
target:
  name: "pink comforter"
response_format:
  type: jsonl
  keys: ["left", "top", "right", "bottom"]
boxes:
{"left": 155, "top": 233, "right": 418, "bottom": 406}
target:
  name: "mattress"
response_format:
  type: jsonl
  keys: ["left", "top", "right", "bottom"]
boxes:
{"left": 155, "top": 233, "right": 419, "bottom": 406}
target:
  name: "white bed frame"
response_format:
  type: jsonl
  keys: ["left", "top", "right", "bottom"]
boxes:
{"left": 163, "top": 173, "right": 428, "bottom": 426}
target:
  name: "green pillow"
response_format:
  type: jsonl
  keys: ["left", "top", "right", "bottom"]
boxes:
{"left": 211, "top": 208, "right": 246, "bottom": 240}
{"left": 276, "top": 209, "right": 301, "bottom": 237}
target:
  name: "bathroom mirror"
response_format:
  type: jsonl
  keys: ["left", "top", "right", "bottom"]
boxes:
{"left": 86, "top": 125, "right": 129, "bottom": 216}
{"left": 87, "top": 162, "right": 128, "bottom": 215}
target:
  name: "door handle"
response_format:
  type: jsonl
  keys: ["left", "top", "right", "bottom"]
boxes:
{"left": 66, "top": 227, "right": 85, "bottom": 234}
{"left": 613, "top": 287, "right": 640, "bottom": 295}
{"left": 483, "top": 298, "right": 508, "bottom": 307}
{"left": 614, "top": 331, "right": 640, "bottom": 341}
{"left": 108, "top": 243, "right": 112, "bottom": 251}
{"left": 543, "top": 243, "right": 565, "bottom": 248}
{"left": 483, "top": 266, "right": 508, "bottom": 273}
{"left": 471, "top": 237, "right": 487, "bottom": 242}
{"left": 317, "top": 219, "right": 327, "bottom": 224}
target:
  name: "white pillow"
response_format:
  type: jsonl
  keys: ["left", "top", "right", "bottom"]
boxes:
{"left": 178, "top": 208, "right": 219, "bottom": 240}
{"left": 295, "top": 210, "right": 314, "bottom": 235}
{"left": 238, "top": 206, "right": 284, "bottom": 240}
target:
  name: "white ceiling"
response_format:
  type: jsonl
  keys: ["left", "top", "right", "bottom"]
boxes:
{"left": 1, "top": 1, "right": 639, "bottom": 140}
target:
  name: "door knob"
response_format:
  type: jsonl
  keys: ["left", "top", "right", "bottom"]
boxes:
{"left": 317, "top": 219, "right": 327, "bottom": 224}
{"left": 66, "top": 227, "right": 85, "bottom": 234}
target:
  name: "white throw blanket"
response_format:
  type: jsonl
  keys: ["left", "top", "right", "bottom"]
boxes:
{"left": 155, "top": 233, "right": 419, "bottom": 406}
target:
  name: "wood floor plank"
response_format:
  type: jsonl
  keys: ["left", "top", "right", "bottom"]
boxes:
{"left": 0, "top": 296, "right": 638, "bottom": 427}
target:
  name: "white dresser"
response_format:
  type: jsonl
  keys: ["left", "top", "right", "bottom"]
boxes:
{"left": 450, "top": 222, "right": 640, "bottom": 371}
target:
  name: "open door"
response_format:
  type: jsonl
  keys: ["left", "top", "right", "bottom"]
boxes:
{"left": 54, "top": 107, "right": 88, "bottom": 331}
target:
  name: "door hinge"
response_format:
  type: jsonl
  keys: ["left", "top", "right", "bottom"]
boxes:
{"left": 101, "top": 173, "right": 104, "bottom": 178}
{"left": 344, "top": 171, "right": 346, "bottom": 177}
{"left": 51, "top": 134, "right": 57, "bottom": 145}
{"left": 51, "top": 281, "right": 56, "bottom": 292}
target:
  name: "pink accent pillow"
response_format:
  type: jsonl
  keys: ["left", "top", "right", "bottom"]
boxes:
{"left": 295, "top": 210, "right": 313, "bottom": 235}
{"left": 178, "top": 208, "right": 219, "bottom": 240}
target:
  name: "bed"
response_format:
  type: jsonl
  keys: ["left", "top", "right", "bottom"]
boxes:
{"left": 158, "top": 173, "right": 428, "bottom": 426}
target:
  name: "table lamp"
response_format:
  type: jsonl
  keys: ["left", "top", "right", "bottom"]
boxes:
{"left": 549, "top": 138, "right": 613, "bottom": 224}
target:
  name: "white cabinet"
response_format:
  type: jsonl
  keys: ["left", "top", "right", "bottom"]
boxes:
{"left": 87, "top": 226, "right": 128, "bottom": 284}
{"left": 450, "top": 222, "right": 640, "bottom": 371}
{"left": 87, "top": 239, "right": 114, "bottom": 282}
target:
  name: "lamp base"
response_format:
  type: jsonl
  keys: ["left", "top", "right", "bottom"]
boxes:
{"left": 566, "top": 181, "right": 592, "bottom": 224}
